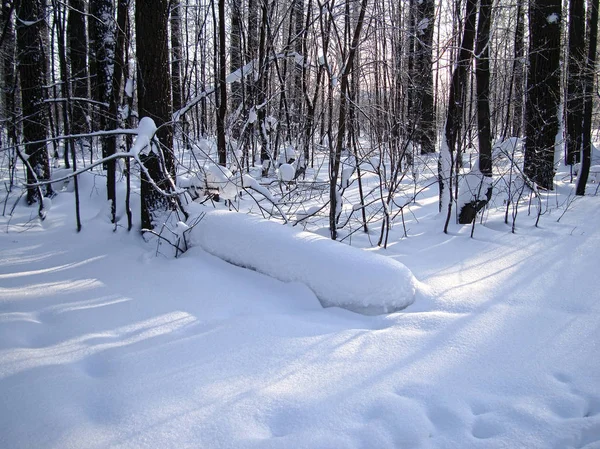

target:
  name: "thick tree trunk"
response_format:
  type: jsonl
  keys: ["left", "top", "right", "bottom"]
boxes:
{"left": 576, "top": 0, "right": 599, "bottom": 195}
{"left": 565, "top": 0, "right": 586, "bottom": 166}
{"left": 67, "top": 0, "right": 89, "bottom": 136}
{"left": 524, "top": 0, "right": 562, "bottom": 190}
{"left": 216, "top": 0, "right": 227, "bottom": 166}
{"left": 413, "top": 0, "right": 436, "bottom": 154}
{"left": 439, "top": 0, "right": 477, "bottom": 228}
{"left": 511, "top": 0, "right": 525, "bottom": 137}
{"left": 89, "top": 0, "right": 115, "bottom": 139}
{"left": 16, "top": 0, "right": 53, "bottom": 204}
{"left": 136, "top": 0, "right": 175, "bottom": 229}
{"left": 476, "top": 0, "right": 492, "bottom": 176}
{"left": 229, "top": 0, "right": 242, "bottom": 117}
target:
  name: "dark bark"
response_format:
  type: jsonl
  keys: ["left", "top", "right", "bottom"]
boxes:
{"left": 16, "top": 0, "right": 53, "bottom": 204}
{"left": 216, "top": 0, "right": 227, "bottom": 166}
{"left": 511, "top": 0, "right": 525, "bottom": 137}
{"left": 89, "top": 0, "right": 115, "bottom": 138}
{"left": 329, "top": 0, "right": 368, "bottom": 240}
{"left": 229, "top": 0, "right": 242, "bottom": 115}
{"left": 53, "top": 0, "right": 81, "bottom": 231}
{"left": 170, "top": 0, "right": 183, "bottom": 113}
{"left": 257, "top": 0, "right": 270, "bottom": 172}
{"left": 439, "top": 0, "right": 477, "bottom": 225}
{"left": 476, "top": 0, "right": 492, "bottom": 176}
{"left": 524, "top": 0, "right": 562, "bottom": 190}
{"left": 106, "top": 0, "right": 128, "bottom": 224}
{"left": 136, "top": 0, "right": 175, "bottom": 229}
{"left": 67, "top": 0, "right": 89, "bottom": 136}
{"left": 1, "top": 1, "right": 17, "bottom": 148}
{"left": 413, "top": 0, "right": 436, "bottom": 154}
{"left": 576, "top": 0, "right": 599, "bottom": 195}
{"left": 565, "top": 0, "right": 586, "bottom": 166}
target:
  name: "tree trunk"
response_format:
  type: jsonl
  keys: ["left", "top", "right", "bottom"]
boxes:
{"left": 524, "top": 0, "right": 562, "bottom": 190}
{"left": 476, "top": 0, "right": 492, "bottom": 176}
{"left": 170, "top": 0, "right": 183, "bottom": 113}
{"left": 136, "top": 0, "right": 175, "bottom": 229}
{"left": 511, "top": 0, "right": 525, "bottom": 137}
{"left": 565, "top": 0, "right": 586, "bottom": 166}
{"left": 329, "top": 0, "right": 368, "bottom": 240}
{"left": 16, "top": 0, "right": 53, "bottom": 204}
{"left": 106, "top": 0, "right": 129, "bottom": 224}
{"left": 439, "top": 0, "right": 477, "bottom": 228}
{"left": 576, "top": 0, "right": 599, "bottom": 195}
{"left": 413, "top": 0, "right": 436, "bottom": 154}
{"left": 67, "top": 0, "right": 89, "bottom": 136}
{"left": 89, "top": 0, "right": 115, "bottom": 140}
{"left": 216, "top": 0, "right": 227, "bottom": 166}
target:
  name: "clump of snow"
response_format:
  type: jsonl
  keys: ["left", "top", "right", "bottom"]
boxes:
{"left": 189, "top": 210, "right": 419, "bottom": 314}
{"left": 341, "top": 166, "right": 355, "bottom": 188}
{"left": 278, "top": 163, "right": 295, "bottom": 182}
{"left": 130, "top": 117, "right": 157, "bottom": 156}
{"left": 242, "top": 173, "right": 276, "bottom": 201}
{"left": 124, "top": 79, "right": 134, "bottom": 97}
{"left": 547, "top": 13, "right": 559, "bottom": 23}
{"left": 204, "top": 164, "right": 239, "bottom": 200}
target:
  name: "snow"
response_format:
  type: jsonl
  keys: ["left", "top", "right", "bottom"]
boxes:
{"left": 189, "top": 209, "right": 419, "bottom": 314}
{"left": 1, "top": 161, "right": 600, "bottom": 449}
{"left": 457, "top": 162, "right": 492, "bottom": 214}
{"left": 278, "top": 163, "right": 295, "bottom": 182}
{"left": 547, "top": 13, "right": 559, "bottom": 24}
{"left": 124, "top": 79, "right": 134, "bottom": 98}
{"left": 204, "top": 163, "right": 239, "bottom": 200}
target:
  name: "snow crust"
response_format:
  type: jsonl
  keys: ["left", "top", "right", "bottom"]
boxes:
{"left": 189, "top": 209, "right": 418, "bottom": 313}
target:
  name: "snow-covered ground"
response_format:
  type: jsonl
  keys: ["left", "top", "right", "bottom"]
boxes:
{"left": 1, "top": 162, "right": 599, "bottom": 449}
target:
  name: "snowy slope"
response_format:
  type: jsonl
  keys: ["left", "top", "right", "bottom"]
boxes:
{"left": 1, "top": 171, "right": 599, "bottom": 449}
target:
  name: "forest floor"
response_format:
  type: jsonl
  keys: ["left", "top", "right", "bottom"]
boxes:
{"left": 1, "top": 157, "right": 599, "bottom": 449}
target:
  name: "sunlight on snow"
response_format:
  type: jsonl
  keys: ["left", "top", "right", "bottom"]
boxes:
{"left": 0, "top": 279, "right": 105, "bottom": 300}
{"left": 0, "top": 255, "right": 106, "bottom": 279}
{"left": 0, "top": 311, "right": 197, "bottom": 379}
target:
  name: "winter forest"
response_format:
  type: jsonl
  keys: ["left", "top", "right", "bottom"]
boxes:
{"left": 1, "top": 0, "right": 600, "bottom": 447}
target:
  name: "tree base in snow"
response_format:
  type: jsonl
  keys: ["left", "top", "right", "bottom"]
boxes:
{"left": 458, "top": 186, "right": 492, "bottom": 224}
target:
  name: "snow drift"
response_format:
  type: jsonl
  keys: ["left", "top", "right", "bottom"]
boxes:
{"left": 189, "top": 209, "right": 419, "bottom": 314}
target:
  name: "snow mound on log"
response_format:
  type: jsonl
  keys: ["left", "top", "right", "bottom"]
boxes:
{"left": 189, "top": 210, "right": 419, "bottom": 314}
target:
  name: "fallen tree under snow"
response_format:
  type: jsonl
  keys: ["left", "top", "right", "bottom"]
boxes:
{"left": 189, "top": 209, "right": 419, "bottom": 314}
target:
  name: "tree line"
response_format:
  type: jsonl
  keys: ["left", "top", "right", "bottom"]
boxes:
{"left": 0, "top": 0, "right": 598, "bottom": 240}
